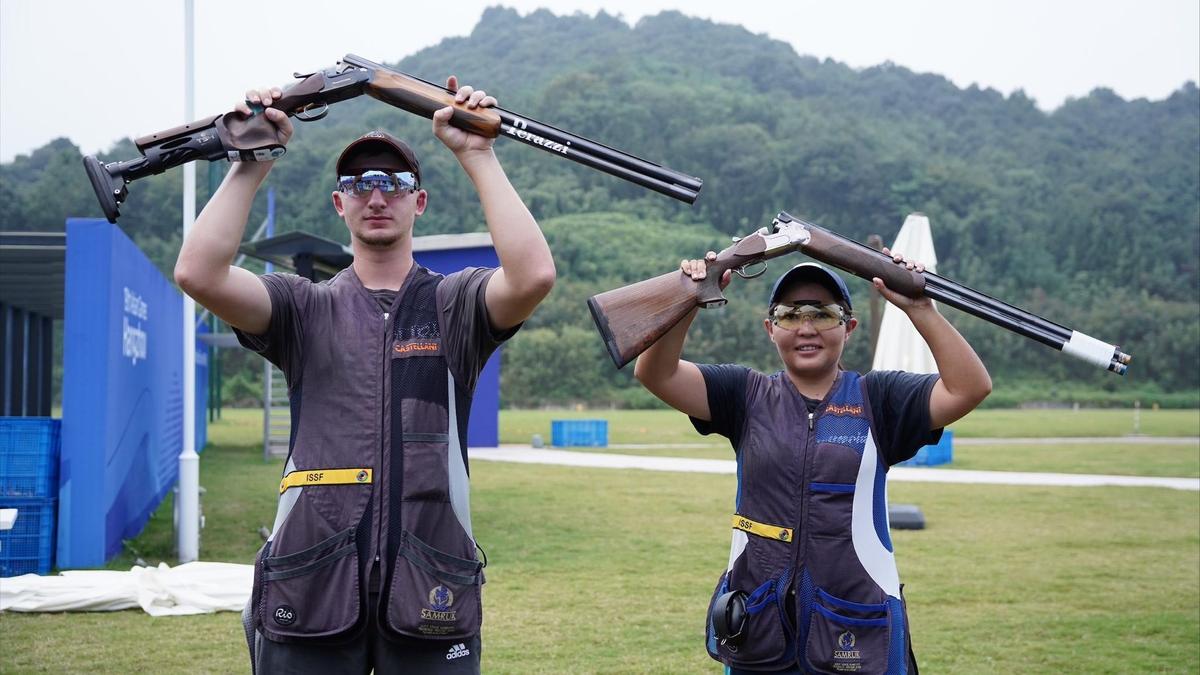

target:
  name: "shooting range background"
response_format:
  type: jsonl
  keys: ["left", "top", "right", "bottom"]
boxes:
{"left": 0, "top": 8, "right": 1194, "bottom": 413}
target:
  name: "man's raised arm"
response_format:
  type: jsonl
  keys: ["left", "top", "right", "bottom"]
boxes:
{"left": 174, "top": 88, "right": 293, "bottom": 335}
{"left": 431, "top": 77, "right": 555, "bottom": 331}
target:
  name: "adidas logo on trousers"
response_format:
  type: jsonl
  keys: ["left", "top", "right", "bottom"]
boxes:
{"left": 446, "top": 643, "right": 471, "bottom": 660}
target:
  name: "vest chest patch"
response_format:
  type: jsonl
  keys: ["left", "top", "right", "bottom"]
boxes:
{"left": 391, "top": 283, "right": 442, "bottom": 359}
{"left": 393, "top": 339, "right": 443, "bottom": 358}
{"left": 814, "top": 411, "right": 870, "bottom": 450}
{"left": 395, "top": 320, "right": 441, "bottom": 341}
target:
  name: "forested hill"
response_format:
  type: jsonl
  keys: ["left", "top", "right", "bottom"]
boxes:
{"left": 3, "top": 7, "right": 1197, "bottom": 404}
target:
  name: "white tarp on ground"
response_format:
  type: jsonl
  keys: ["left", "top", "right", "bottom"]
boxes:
{"left": 872, "top": 212, "right": 939, "bottom": 374}
{"left": 0, "top": 561, "right": 252, "bottom": 615}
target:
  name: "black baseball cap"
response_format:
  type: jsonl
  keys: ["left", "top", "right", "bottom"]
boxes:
{"left": 768, "top": 263, "right": 853, "bottom": 312}
{"left": 335, "top": 131, "right": 421, "bottom": 184}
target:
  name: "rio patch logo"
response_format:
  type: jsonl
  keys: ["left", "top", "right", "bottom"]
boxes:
{"left": 420, "top": 585, "right": 456, "bottom": 622}
{"left": 273, "top": 604, "right": 297, "bottom": 626}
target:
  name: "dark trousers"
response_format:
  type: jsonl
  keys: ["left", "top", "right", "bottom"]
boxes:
{"left": 245, "top": 593, "right": 481, "bottom": 674}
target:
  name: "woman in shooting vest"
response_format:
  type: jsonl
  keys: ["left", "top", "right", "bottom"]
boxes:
{"left": 633, "top": 254, "right": 991, "bottom": 674}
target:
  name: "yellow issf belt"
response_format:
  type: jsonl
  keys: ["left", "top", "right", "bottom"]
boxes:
{"left": 279, "top": 468, "right": 373, "bottom": 494}
{"left": 732, "top": 514, "right": 794, "bottom": 542}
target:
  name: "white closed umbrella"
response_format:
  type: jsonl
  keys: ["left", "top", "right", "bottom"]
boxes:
{"left": 871, "top": 213, "right": 938, "bottom": 374}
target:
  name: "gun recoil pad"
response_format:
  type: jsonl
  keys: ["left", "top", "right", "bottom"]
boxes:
{"left": 83, "top": 155, "right": 124, "bottom": 224}
{"left": 711, "top": 590, "right": 747, "bottom": 645}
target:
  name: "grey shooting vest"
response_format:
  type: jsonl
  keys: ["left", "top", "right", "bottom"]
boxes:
{"left": 248, "top": 265, "right": 484, "bottom": 645}
{"left": 706, "top": 370, "right": 915, "bottom": 674}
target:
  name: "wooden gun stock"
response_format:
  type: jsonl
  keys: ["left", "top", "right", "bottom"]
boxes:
{"left": 588, "top": 236, "right": 774, "bottom": 368}
{"left": 588, "top": 271, "right": 717, "bottom": 369}
{"left": 365, "top": 69, "right": 502, "bottom": 138}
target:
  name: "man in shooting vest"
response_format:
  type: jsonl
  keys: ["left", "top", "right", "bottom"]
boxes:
{"left": 633, "top": 254, "right": 991, "bottom": 674}
{"left": 175, "top": 78, "right": 555, "bottom": 673}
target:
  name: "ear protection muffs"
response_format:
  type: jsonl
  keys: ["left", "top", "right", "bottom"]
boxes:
{"left": 711, "top": 590, "right": 748, "bottom": 646}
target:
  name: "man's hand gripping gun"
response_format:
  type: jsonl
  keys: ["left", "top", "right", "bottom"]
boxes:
{"left": 83, "top": 54, "right": 703, "bottom": 223}
{"left": 586, "top": 212, "right": 1132, "bottom": 374}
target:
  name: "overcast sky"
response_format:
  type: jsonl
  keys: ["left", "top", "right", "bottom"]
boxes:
{"left": 1, "top": 0, "right": 1197, "bottom": 162}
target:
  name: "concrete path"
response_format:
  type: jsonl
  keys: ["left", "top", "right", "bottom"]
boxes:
{"left": 469, "top": 445, "right": 1200, "bottom": 491}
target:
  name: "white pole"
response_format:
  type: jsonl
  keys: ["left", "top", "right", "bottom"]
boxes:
{"left": 177, "top": 0, "right": 200, "bottom": 563}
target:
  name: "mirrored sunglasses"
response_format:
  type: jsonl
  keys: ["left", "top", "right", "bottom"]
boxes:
{"left": 769, "top": 303, "right": 848, "bottom": 331}
{"left": 336, "top": 170, "right": 419, "bottom": 198}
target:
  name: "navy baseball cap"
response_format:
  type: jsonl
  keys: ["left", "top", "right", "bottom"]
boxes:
{"left": 768, "top": 263, "right": 853, "bottom": 312}
{"left": 336, "top": 131, "right": 421, "bottom": 184}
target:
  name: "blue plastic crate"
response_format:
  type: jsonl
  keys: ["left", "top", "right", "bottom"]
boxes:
{"left": 0, "top": 497, "right": 56, "bottom": 576}
{"left": 0, "top": 417, "right": 61, "bottom": 498}
{"left": 899, "top": 430, "right": 954, "bottom": 467}
{"left": 551, "top": 420, "right": 608, "bottom": 447}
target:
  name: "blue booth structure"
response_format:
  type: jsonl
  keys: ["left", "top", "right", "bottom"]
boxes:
{"left": 2, "top": 224, "right": 209, "bottom": 572}
{"left": 56, "top": 219, "right": 207, "bottom": 568}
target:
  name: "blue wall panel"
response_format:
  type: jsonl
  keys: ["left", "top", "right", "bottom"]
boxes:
{"left": 58, "top": 219, "right": 207, "bottom": 567}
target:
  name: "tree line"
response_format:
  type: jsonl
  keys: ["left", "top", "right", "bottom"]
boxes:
{"left": 2, "top": 8, "right": 1196, "bottom": 407}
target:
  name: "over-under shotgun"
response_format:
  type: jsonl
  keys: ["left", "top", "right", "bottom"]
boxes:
{"left": 83, "top": 54, "right": 702, "bottom": 222}
{"left": 587, "top": 212, "right": 1132, "bottom": 375}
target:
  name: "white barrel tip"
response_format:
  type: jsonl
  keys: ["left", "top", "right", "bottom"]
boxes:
{"left": 1062, "top": 330, "right": 1119, "bottom": 369}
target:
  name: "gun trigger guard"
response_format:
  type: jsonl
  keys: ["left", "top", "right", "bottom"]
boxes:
{"left": 735, "top": 261, "right": 767, "bottom": 279}
{"left": 295, "top": 103, "right": 329, "bottom": 122}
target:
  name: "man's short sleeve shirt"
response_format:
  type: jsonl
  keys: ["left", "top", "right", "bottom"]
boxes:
{"left": 233, "top": 266, "right": 518, "bottom": 389}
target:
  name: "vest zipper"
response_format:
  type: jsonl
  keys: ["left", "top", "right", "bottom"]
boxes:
{"left": 794, "top": 373, "right": 842, "bottom": 586}
{"left": 374, "top": 307, "right": 391, "bottom": 602}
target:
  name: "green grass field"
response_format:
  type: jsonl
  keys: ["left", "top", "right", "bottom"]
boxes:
{"left": 2, "top": 409, "right": 1197, "bottom": 673}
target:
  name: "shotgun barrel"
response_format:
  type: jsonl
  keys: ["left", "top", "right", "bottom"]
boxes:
{"left": 773, "top": 213, "right": 1131, "bottom": 375}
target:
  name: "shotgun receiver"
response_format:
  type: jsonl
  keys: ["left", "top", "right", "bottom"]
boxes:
{"left": 84, "top": 54, "right": 703, "bottom": 222}
{"left": 587, "top": 211, "right": 1132, "bottom": 375}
